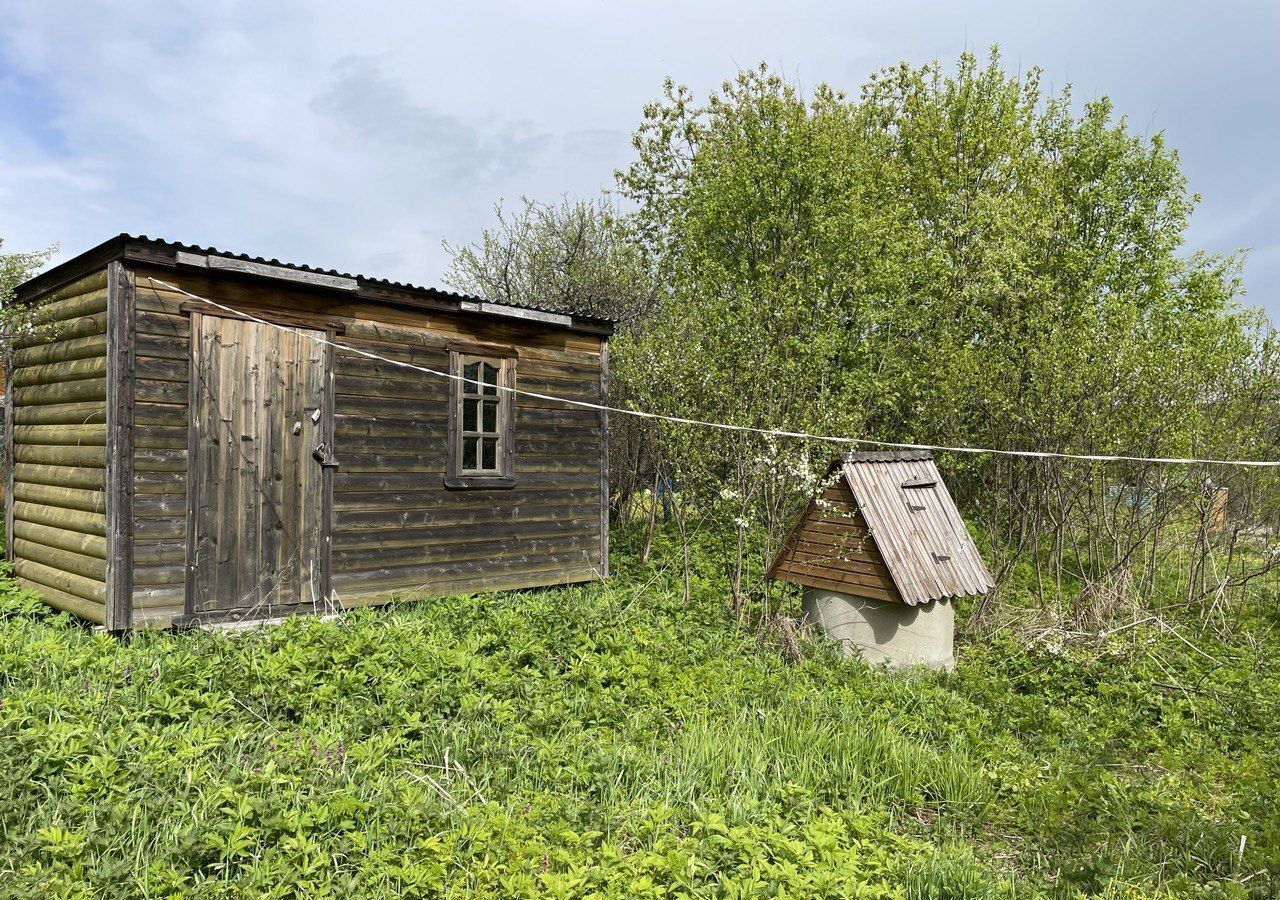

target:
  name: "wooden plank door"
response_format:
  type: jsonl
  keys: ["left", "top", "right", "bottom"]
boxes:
{"left": 186, "top": 314, "right": 330, "bottom": 619}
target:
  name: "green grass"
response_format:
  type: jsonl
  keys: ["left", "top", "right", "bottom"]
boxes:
{"left": 0, "top": 529, "right": 1277, "bottom": 898}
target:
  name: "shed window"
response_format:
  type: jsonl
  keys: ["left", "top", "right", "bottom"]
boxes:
{"left": 446, "top": 348, "right": 516, "bottom": 488}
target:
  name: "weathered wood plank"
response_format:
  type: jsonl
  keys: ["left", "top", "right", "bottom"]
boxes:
{"left": 17, "top": 578, "right": 106, "bottom": 623}
{"left": 332, "top": 479, "right": 599, "bottom": 509}
{"left": 134, "top": 562, "right": 186, "bottom": 586}
{"left": 12, "top": 333, "right": 108, "bottom": 367}
{"left": 15, "top": 444, "right": 106, "bottom": 468}
{"left": 135, "top": 334, "right": 190, "bottom": 360}
{"left": 12, "top": 378, "right": 107, "bottom": 406}
{"left": 133, "top": 539, "right": 185, "bottom": 566}
{"left": 13, "top": 424, "right": 107, "bottom": 446}
{"left": 11, "top": 356, "right": 108, "bottom": 386}
{"left": 135, "top": 469, "right": 186, "bottom": 493}
{"left": 135, "top": 310, "right": 189, "bottom": 338}
{"left": 334, "top": 421, "right": 447, "bottom": 442}
{"left": 14, "top": 463, "right": 104, "bottom": 490}
{"left": 13, "top": 483, "right": 107, "bottom": 514}
{"left": 771, "top": 557, "right": 900, "bottom": 603}
{"left": 27, "top": 286, "right": 108, "bottom": 326}
{"left": 105, "top": 259, "right": 136, "bottom": 630}
{"left": 135, "top": 379, "right": 188, "bottom": 404}
{"left": 133, "top": 403, "right": 188, "bottom": 427}
{"left": 334, "top": 532, "right": 599, "bottom": 570}
{"left": 334, "top": 399, "right": 447, "bottom": 426}
{"left": 135, "top": 356, "right": 187, "bottom": 383}
{"left": 132, "top": 583, "right": 186, "bottom": 609}
{"left": 335, "top": 375, "right": 448, "bottom": 402}
{"left": 135, "top": 517, "right": 185, "bottom": 541}
{"left": 135, "top": 448, "right": 187, "bottom": 472}
{"left": 12, "top": 519, "right": 107, "bottom": 559}
{"left": 135, "top": 426, "right": 188, "bottom": 449}
{"left": 337, "top": 498, "right": 597, "bottom": 526}
{"left": 134, "top": 494, "right": 189, "bottom": 518}
{"left": 13, "top": 539, "right": 106, "bottom": 581}
{"left": 515, "top": 406, "right": 600, "bottom": 424}
{"left": 332, "top": 549, "right": 598, "bottom": 594}
{"left": 779, "top": 544, "right": 895, "bottom": 582}
{"left": 12, "top": 311, "right": 107, "bottom": 349}
{"left": 337, "top": 566, "right": 597, "bottom": 609}
{"left": 335, "top": 492, "right": 598, "bottom": 529}
{"left": 13, "top": 501, "right": 106, "bottom": 536}
{"left": 15, "top": 401, "right": 108, "bottom": 426}
{"left": 13, "top": 557, "right": 106, "bottom": 603}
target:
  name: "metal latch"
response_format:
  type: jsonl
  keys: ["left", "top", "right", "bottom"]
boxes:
{"left": 312, "top": 442, "right": 341, "bottom": 470}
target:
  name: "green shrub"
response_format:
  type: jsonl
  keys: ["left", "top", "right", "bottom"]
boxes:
{"left": 0, "top": 533, "right": 1274, "bottom": 897}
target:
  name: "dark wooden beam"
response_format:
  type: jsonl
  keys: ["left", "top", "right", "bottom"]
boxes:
{"left": 319, "top": 338, "right": 336, "bottom": 606}
{"left": 598, "top": 340, "right": 610, "bottom": 579}
{"left": 3, "top": 319, "right": 13, "bottom": 564}
{"left": 104, "top": 261, "right": 136, "bottom": 631}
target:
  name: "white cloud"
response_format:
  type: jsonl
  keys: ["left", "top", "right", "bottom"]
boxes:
{"left": 310, "top": 55, "right": 553, "bottom": 190}
{"left": 0, "top": 0, "right": 1275, "bottom": 311}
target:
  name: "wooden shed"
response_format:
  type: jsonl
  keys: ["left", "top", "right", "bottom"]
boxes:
{"left": 5, "top": 235, "right": 611, "bottom": 629}
{"left": 768, "top": 451, "right": 992, "bottom": 669}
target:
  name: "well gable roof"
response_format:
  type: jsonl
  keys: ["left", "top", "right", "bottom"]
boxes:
{"left": 771, "top": 453, "right": 993, "bottom": 605}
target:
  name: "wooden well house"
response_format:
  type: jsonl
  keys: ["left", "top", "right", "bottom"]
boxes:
{"left": 769, "top": 451, "right": 992, "bottom": 669}
{"left": 5, "top": 235, "right": 612, "bottom": 629}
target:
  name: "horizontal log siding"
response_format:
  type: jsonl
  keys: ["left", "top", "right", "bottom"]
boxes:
{"left": 8, "top": 270, "right": 110, "bottom": 623}
{"left": 127, "top": 280, "right": 192, "bottom": 625}
{"left": 330, "top": 321, "right": 605, "bottom": 602}
{"left": 127, "top": 268, "right": 606, "bottom": 625}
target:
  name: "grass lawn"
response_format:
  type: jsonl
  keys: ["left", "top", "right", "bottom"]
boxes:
{"left": 0, "top": 528, "right": 1277, "bottom": 898}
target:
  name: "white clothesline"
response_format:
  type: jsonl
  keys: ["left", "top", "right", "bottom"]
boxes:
{"left": 144, "top": 276, "right": 1280, "bottom": 469}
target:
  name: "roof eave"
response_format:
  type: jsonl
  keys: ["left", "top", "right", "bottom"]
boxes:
{"left": 14, "top": 234, "right": 615, "bottom": 337}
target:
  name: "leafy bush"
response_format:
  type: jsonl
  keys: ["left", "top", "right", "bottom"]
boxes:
{"left": 0, "top": 531, "right": 1275, "bottom": 897}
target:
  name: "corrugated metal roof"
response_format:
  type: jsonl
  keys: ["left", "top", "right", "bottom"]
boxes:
{"left": 841, "top": 456, "right": 993, "bottom": 604}
{"left": 122, "top": 234, "right": 614, "bottom": 324}
{"left": 843, "top": 449, "right": 934, "bottom": 463}
{"left": 17, "top": 233, "right": 614, "bottom": 330}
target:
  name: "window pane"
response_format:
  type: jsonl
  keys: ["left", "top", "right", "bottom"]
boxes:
{"left": 482, "top": 399, "right": 497, "bottom": 432}
{"left": 463, "top": 398, "right": 478, "bottom": 432}
{"left": 482, "top": 363, "right": 498, "bottom": 395}
{"left": 481, "top": 437, "right": 497, "bottom": 471}
{"left": 462, "top": 437, "right": 478, "bottom": 470}
{"left": 463, "top": 362, "right": 479, "bottom": 388}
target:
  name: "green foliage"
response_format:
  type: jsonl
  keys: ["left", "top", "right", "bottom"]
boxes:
{"left": 0, "top": 236, "right": 56, "bottom": 329}
{"left": 608, "top": 50, "right": 1280, "bottom": 609}
{"left": 1, "top": 532, "right": 1276, "bottom": 897}
{"left": 442, "top": 195, "right": 659, "bottom": 327}
{"left": 617, "top": 50, "right": 1261, "bottom": 454}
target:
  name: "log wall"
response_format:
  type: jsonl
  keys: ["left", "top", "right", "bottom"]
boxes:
{"left": 128, "top": 274, "right": 196, "bottom": 625}
{"left": 6, "top": 270, "right": 111, "bottom": 623}
{"left": 128, "top": 267, "right": 606, "bottom": 626}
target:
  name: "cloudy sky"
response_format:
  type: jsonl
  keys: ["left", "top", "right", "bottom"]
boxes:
{"left": 1, "top": 1, "right": 1276, "bottom": 313}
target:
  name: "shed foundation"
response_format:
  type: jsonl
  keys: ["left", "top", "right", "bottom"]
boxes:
{"left": 802, "top": 587, "right": 954, "bottom": 670}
